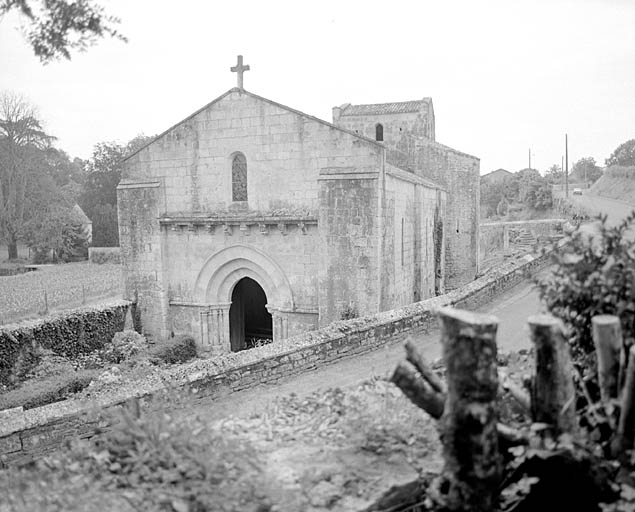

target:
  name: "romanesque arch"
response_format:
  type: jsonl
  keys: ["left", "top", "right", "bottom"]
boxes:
{"left": 193, "top": 245, "right": 294, "bottom": 309}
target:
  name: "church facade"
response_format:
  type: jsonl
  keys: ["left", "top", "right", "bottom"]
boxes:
{"left": 118, "top": 79, "right": 479, "bottom": 353}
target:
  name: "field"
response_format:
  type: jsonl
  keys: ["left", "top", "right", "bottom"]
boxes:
{"left": 0, "top": 262, "right": 123, "bottom": 325}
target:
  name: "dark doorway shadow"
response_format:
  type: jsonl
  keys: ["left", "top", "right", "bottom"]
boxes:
{"left": 229, "top": 277, "right": 273, "bottom": 352}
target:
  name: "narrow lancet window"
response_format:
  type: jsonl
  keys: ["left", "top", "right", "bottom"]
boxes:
{"left": 232, "top": 153, "right": 248, "bottom": 202}
{"left": 375, "top": 123, "right": 384, "bottom": 141}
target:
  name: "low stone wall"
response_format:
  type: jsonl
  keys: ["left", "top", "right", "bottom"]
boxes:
{"left": 0, "top": 246, "right": 557, "bottom": 467}
{"left": 88, "top": 247, "right": 121, "bottom": 264}
{"left": 479, "top": 219, "right": 565, "bottom": 266}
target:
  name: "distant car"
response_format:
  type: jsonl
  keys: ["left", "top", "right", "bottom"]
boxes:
{"left": 572, "top": 188, "right": 583, "bottom": 195}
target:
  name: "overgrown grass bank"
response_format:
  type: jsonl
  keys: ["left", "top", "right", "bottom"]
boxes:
{"left": 589, "top": 165, "right": 635, "bottom": 203}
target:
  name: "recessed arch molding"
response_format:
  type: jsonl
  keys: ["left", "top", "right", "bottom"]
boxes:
{"left": 194, "top": 245, "right": 294, "bottom": 309}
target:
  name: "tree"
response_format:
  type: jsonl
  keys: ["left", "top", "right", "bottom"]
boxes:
{"left": 545, "top": 164, "right": 564, "bottom": 184}
{"left": 480, "top": 180, "right": 508, "bottom": 218}
{"left": 606, "top": 139, "right": 635, "bottom": 167}
{"left": 81, "top": 141, "right": 127, "bottom": 207}
{"left": 43, "top": 147, "right": 85, "bottom": 189}
{"left": 570, "top": 157, "right": 603, "bottom": 183}
{"left": 79, "top": 135, "right": 154, "bottom": 246}
{"left": 0, "top": 0, "right": 126, "bottom": 63}
{"left": 0, "top": 91, "right": 55, "bottom": 259}
{"left": 22, "top": 202, "right": 89, "bottom": 262}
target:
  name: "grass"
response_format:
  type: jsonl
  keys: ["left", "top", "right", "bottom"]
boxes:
{"left": 0, "top": 262, "right": 122, "bottom": 325}
{"left": 590, "top": 165, "right": 635, "bottom": 203}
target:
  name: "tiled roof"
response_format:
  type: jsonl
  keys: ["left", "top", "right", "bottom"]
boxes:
{"left": 340, "top": 99, "right": 431, "bottom": 116}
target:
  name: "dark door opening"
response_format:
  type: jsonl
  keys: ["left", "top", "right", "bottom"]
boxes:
{"left": 229, "top": 277, "right": 273, "bottom": 352}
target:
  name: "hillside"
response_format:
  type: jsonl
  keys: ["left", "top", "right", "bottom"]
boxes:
{"left": 589, "top": 166, "right": 635, "bottom": 203}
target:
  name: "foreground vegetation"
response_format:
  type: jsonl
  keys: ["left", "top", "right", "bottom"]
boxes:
{"left": 0, "top": 262, "right": 122, "bottom": 324}
{"left": 0, "top": 379, "right": 441, "bottom": 512}
{"left": 2, "top": 213, "right": 635, "bottom": 511}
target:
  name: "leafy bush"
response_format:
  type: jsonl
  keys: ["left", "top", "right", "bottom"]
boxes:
{"left": 0, "top": 370, "right": 96, "bottom": 411}
{"left": 26, "top": 348, "right": 74, "bottom": 379}
{"left": 602, "top": 165, "right": 635, "bottom": 180}
{"left": 340, "top": 303, "right": 359, "bottom": 320}
{"left": 0, "top": 302, "right": 129, "bottom": 387}
{"left": 88, "top": 247, "right": 121, "bottom": 264}
{"left": 535, "top": 211, "right": 635, "bottom": 355}
{"left": 72, "top": 351, "right": 107, "bottom": 370}
{"left": 149, "top": 335, "right": 197, "bottom": 365}
{"left": 102, "top": 330, "right": 147, "bottom": 364}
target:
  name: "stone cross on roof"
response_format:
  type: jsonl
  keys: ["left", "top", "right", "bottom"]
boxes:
{"left": 230, "top": 55, "right": 250, "bottom": 89}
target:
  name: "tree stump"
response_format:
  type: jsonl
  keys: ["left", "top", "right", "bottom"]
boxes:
{"left": 592, "top": 315, "right": 622, "bottom": 401}
{"left": 613, "top": 345, "right": 635, "bottom": 455}
{"left": 528, "top": 314, "right": 577, "bottom": 434}
{"left": 437, "top": 307, "right": 501, "bottom": 512}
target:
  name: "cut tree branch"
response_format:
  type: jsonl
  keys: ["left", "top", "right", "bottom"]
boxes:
{"left": 404, "top": 337, "right": 447, "bottom": 395}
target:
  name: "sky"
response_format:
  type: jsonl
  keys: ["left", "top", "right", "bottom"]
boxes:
{"left": 1, "top": 0, "right": 634, "bottom": 174}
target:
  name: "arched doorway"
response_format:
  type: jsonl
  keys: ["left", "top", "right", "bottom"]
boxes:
{"left": 229, "top": 277, "right": 273, "bottom": 352}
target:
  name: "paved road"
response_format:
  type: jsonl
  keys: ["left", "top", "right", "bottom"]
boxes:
{"left": 184, "top": 278, "right": 543, "bottom": 424}
{"left": 571, "top": 192, "right": 635, "bottom": 227}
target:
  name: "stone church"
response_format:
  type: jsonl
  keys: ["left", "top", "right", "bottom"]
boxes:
{"left": 118, "top": 57, "right": 479, "bottom": 353}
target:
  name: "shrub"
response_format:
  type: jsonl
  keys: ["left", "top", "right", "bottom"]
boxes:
{"left": 26, "top": 349, "right": 74, "bottom": 380}
{"left": 88, "top": 248, "right": 121, "bottom": 264}
{"left": 149, "top": 335, "right": 197, "bottom": 365}
{"left": 102, "top": 330, "right": 147, "bottom": 364}
{"left": 340, "top": 303, "right": 359, "bottom": 320}
{"left": 72, "top": 351, "right": 107, "bottom": 370}
{"left": 535, "top": 211, "right": 635, "bottom": 356}
{"left": 0, "top": 394, "right": 268, "bottom": 511}
{"left": 0, "top": 370, "right": 96, "bottom": 411}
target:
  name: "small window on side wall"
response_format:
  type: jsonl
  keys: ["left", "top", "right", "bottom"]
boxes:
{"left": 232, "top": 152, "right": 247, "bottom": 202}
{"left": 375, "top": 123, "right": 384, "bottom": 142}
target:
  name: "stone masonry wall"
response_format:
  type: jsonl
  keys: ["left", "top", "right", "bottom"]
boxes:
{"left": 165, "top": 222, "right": 321, "bottom": 343}
{"left": 334, "top": 106, "right": 435, "bottom": 147}
{"left": 381, "top": 167, "right": 446, "bottom": 309}
{"left": 0, "top": 247, "right": 557, "bottom": 467}
{"left": 407, "top": 140, "right": 480, "bottom": 290}
{"left": 122, "top": 89, "right": 384, "bottom": 214}
{"left": 335, "top": 105, "right": 479, "bottom": 292}
{"left": 318, "top": 173, "right": 381, "bottom": 325}
{"left": 117, "top": 182, "right": 169, "bottom": 339}
{"left": 119, "top": 89, "right": 387, "bottom": 343}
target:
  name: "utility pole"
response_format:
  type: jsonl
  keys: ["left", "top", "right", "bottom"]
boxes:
{"left": 528, "top": 148, "right": 531, "bottom": 170}
{"left": 561, "top": 155, "right": 564, "bottom": 194}
{"left": 565, "top": 134, "right": 569, "bottom": 198}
